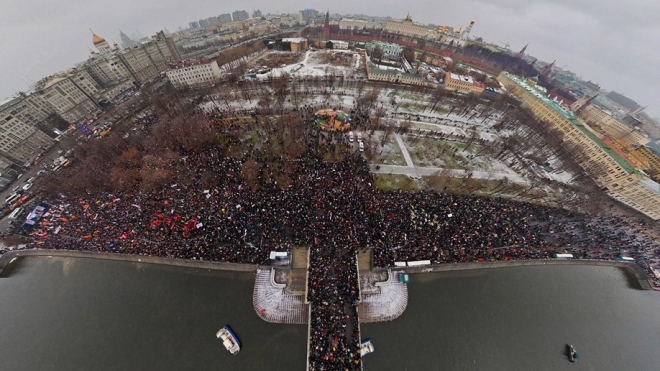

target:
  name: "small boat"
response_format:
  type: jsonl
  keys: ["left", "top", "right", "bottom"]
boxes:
{"left": 567, "top": 344, "right": 578, "bottom": 362}
{"left": 360, "top": 338, "right": 374, "bottom": 357}
{"left": 216, "top": 325, "right": 241, "bottom": 355}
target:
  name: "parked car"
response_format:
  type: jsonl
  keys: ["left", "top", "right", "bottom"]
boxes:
{"left": 22, "top": 183, "right": 32, "bottom": 191}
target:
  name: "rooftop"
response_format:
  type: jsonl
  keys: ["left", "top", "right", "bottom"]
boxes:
{"left": 168, "top": 58, "right": 216, "bottom": 70}
{"left": 282, "top": 37, "right": 307, "bottom": 43}
{"left": 503, "top": 72, "right": 638, "bottom": 175}
{"left": 449, "top": 73, "right": 474, "bottom": 84}
{"left": 571, "top": 119, "right": 637, "bottom": 174}
{"left": 504, "top": 72, "right": 575, "bottom": 120}
{"left": 639, "top": 179, "right": 660, "bottom": 194}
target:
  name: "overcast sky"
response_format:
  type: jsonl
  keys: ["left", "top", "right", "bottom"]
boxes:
{"left": 1, "top": 0, "right": 659, "bottom": 117}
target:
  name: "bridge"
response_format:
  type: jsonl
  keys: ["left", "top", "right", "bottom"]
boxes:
{"left": 251, "top": 247, "right": 409, "bottom": 370}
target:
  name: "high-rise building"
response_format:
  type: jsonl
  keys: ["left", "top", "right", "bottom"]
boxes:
{"left": 298, "top": 8, "right": 318, "bottom": 25}
{"left": 0, "top": 98, "right": 54, "bottom": 165}
{"left": 119, "top": 29, "right": 133, "bottom": 48}
{"left": 252, "top": 9, "right": 262, "bottom": 19}
{"left": 198, "top": 19, "right": 209, "bottom": 28}
{"left": 232, "top": 10, "right": 249, "bottom": 22}
{"left": 207, "top": 16, "right": 219, "bottom": 25}
{"left": 83, "top": 52, "right": 133, "bottom": 88}
{"left": 35, "top": 69, "right": 101, "bottom": 124}
{"left": 219, "top": 13, "right": 232, "bottom": 23}
{"left": 189, "top": 21, "right": 200, "bottom": 29}
{"left": 165, "top": 59, "right": 223, "bottom": 90}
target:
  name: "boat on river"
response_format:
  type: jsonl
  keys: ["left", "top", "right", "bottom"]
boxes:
{"left": 360, "top": 338, "right": 374, "bottom": 357}
{"left": 567, "top": 344, "right": 578, "bottom": 362}
{"left": 217, "top": 325, "right": 241, "bottom": 355}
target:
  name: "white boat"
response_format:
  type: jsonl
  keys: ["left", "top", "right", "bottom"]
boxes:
{"left": 360, "top": 338, "right": 374, "bottom": 357}
{"left": 216, "top": 325, "right": 241, "bottom": 355}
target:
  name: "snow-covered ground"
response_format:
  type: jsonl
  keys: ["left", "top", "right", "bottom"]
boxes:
{"left": 253, "top": 50, "right": 366, "bottom": 81}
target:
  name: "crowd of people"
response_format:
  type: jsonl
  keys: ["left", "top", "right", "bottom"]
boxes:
{"left": 17, "top": 104, "right": 660, "bottom": 369}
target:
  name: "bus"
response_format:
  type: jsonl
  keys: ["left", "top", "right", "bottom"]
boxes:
{"left": 7, "top": 207, "right": 23, "bottom": 219}
{"left": 5, "top": 193, "right": 21, "bottom": 205}
{"left": 553, "top": 253, "right": 574, "bottom": 259}
{"left": 618, "top": 256, "right": 635, "bottom": 262}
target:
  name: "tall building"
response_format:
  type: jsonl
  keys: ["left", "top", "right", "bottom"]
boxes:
{"left": 498, "top": 72, "right": 660, "bottom": 220}
{"left": 112, "top": 30, "right": 182, "bottom": 86}
{"left": 232, "top": 10, "right": 249, "bottom": 22}
{"left": 298, "top": 8, "right": 318, "bottom": 25}
{"left": 252, "top": 9, "right": 262, "bottom": 19}
{"left": 458, "top": 19, "right": 475, "bottom": 47}
{"left": 83, "top": 52, "right": 134, "bottom": 88}
{"left": 0, "top": 99, "right": 54, "bottom": 165}
{"left": 35, "top": 69, "right": 102, "bottom": 124}
{"left": 119, "top": 29, "right": 133, "bottom": 48}
{"left": 207, "top": 16, "right": 219, "bottom": 25}
{"left": 189, "top": 21, "right": 200, "bottom": 29}
{"left": 198, "top": 19, "right": 209, "bottom": 28}
{"left": 219, "top": 13, "right": 232, "bottom": 23}
{"left": 165, "top": 59, "right": 222, "bottom": 90}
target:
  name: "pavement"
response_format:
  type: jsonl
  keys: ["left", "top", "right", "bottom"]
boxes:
{"left": 370, "top": 164, "right": 526, "bottom": 183}
{"left": 394, "top": 134, "right": 415, "bottom": 168}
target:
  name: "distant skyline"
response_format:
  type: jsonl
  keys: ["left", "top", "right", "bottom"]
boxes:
{"left": 1, "top": 0, "right": 659, "bottom": 117}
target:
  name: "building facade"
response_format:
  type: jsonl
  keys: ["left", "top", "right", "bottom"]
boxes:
{"left": 385, "top": 14, "right": 429, "bottom": 39}
{"left": 219, "top": 13, "right": 232, "bottom": 23}
{"left": 365, "top": 41, "right": 403, "bottom": 60}
{"left": 577, "top": 104, "right": 649, "bottom": 146}
{"left": 166, "top": 59, "right": 222, "bottom": 89}
{"left": 35, "top": 69, "right": 101, "bottom": 123}
{"left": 498, "top": 72, "right": 660, "bottom": 220}
{"left": 444, "top": 72, "right": 485, "bottom": 94}
{"left": 232, "top": 10, "right": 249, "bottom": 22}
{"left": 0, "top": 111, "right": 53, "bottom": 165}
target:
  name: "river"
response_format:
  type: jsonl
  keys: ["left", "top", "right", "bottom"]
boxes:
{"left": 1, "top": 257, "right": 659, "bottom": 370}
{"left": 362, "top": 265, "right": 660, "bottom": 371}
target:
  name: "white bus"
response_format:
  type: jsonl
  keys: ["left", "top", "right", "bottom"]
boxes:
{"left": 553, "top": 253, "right": 574, "bottom": 259}
{"left": 5, "top": 193, "right": 21, "bottom": 205}
{"left": 7, "top": 207, "right": 23, "bottom": 219}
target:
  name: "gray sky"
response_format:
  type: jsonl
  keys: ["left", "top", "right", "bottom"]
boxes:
{"left": 1, "top": 0, "right": 659, "bottom": 117}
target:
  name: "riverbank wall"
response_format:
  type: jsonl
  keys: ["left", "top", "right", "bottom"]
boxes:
{"left": 395, "top": 259, "right": 655, "bottom": 290}
{"left": 0, "top": 249, "right": 259, "bottom": 276}
{"left": 1, "top": 250, "right": 654, "bottom": 291}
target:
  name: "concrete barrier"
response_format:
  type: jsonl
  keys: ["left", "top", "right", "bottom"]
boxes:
{"left": 0, "top": 249, "right": 258, "bottom": 276}
{"left": 394, "top": 259, "right": 655, "bottom": 290}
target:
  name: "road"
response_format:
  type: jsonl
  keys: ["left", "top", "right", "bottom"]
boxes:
{"left": 370, "top": 164, "right": 526, "bottom": 183}
{"left": 0, "top": 78, "right": 164, "bottom": 235}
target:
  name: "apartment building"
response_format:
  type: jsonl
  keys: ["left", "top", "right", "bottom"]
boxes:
{"left": 35, "top": 69, "right": 101, "bottom": 123}
{"left": 577, "top": 104, "right": 649, "bottom": 146}
{"left": 165, "top": 59, "right": 222, "bottom": 89}
{"left": 498, "top": 72, "right": 660, "bottom": 220}
{"left": 0, "top": 110, "right": 53, "bottom": 165}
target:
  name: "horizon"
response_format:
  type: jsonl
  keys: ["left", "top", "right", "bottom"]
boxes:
{"left": 1, "top": 0, "right": 660, "bottom": 119}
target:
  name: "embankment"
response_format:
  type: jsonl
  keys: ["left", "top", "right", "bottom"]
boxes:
{"left": 0, "top": 249, "right": 258, "bottom": 276}
{"left": 397, "top": 259, "right": 655, "bottom": 290}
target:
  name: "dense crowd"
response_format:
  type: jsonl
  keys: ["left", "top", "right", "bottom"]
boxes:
{"left": 19, "top": 106, "right": 660, "bottom": 369}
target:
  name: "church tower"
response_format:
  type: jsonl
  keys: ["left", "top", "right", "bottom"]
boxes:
{"left": 570, "top": 90, "right": 598, "bottom": 113}
{"left": 91, "top": 30, "right": 111, "bottom": 54}
{"left": 518, "top": 43, "right": 528, "bottom": 56}
{"left": 540, "top": 60, "right": 555, "bottom": 76}
{"left": 323, "top": 9, "right": 330, "bottom": 38}
{"left": 458, "top": 19, "right": 475, "bottom": 47}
